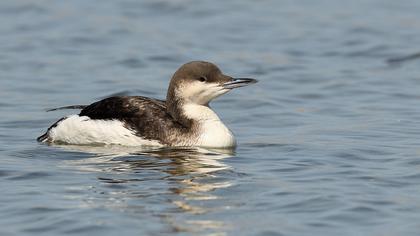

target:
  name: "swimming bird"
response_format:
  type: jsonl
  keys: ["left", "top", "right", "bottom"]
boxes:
{"left": 37, "top": 61, "right": 257, "bottom": 148}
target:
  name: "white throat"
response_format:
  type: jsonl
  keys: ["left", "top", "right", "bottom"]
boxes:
{"left": 183, "top": 103, "right": 222, "bottom": 122}
{"left": 182, "top": 103, "right": 236, "bottom": 148}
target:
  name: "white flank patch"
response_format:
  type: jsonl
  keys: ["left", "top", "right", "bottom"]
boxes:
{"left": 183, "top": 104, "right": 236, "bottom": 148}
{"left": 48, "top": 115, "right": 163, "bottom": 146}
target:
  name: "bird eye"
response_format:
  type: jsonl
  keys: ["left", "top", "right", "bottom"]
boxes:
{"left": 198, "top": 76, "right": 207, "bottom": 82}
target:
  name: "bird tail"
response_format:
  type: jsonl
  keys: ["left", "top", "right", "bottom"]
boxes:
{"left": 37, "top": 132, "right": 49, "bottom": 142}
{"left": 46, "top": 105, "right": 87, "bottom": 112}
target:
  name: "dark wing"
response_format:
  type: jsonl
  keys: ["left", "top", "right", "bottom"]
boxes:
{"left": 79, "top": 96, "right": 166, "bottom": 120}
{"left": 79, "top": 96, "right": 180, "bottom": 144}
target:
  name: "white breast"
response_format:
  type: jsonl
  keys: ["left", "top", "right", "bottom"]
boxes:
{"left": 48, "top": 115, "right": 163, "bottom": 146}
{"left": 196, "top": 119, "right": 236, "bottom": 148}
{"left": 182, "top": 104, "right": 236, "bottom": 148}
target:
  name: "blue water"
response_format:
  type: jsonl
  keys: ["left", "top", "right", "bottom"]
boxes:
{"left": 2, "top": 0, "right": 420, "bottom": 235}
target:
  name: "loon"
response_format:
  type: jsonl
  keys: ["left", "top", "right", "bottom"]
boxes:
{"left": 37, "top": 61, "right": 257, "bottom": 148}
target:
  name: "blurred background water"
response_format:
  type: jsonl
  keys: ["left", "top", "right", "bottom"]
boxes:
{"left": 1, "top": 0, "right": 420, "bottom": 235}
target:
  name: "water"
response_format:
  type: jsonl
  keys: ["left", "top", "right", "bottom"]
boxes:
{"left": 1, "top": 0, "right": 420, "bottom": 235}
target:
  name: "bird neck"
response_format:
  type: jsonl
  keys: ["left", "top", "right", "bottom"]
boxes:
{"left": 166, "top": 87, "right": 193, "bottom": 128}
{"left": 181, "top": 103, "right": 221, "bottom": 122}
{"left": 166, "top": 96, "right": 219, "bottom": 128}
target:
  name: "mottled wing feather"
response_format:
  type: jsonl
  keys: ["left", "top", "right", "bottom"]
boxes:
{"left": 79, "top": 96, "right": 182, "bottom": 145}
{"left": 79, "top": 96, "right": 166, "bottom": 120}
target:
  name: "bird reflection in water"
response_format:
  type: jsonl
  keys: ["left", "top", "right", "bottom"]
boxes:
{"left": 55, "top": 144, "right": 235, "bottom": 234}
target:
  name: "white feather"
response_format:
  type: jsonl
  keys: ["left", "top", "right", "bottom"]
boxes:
{"left": 48, "top": 115, "right": 163, "bottom": 146}
{"left": 183, "top": 104, "right": 236, "bottom": 148}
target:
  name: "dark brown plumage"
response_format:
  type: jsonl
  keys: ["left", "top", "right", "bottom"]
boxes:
{"left": 78, "top": 96, "right": 192, "bottom": 146}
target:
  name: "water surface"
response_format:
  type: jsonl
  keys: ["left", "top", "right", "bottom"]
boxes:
{"left": 1, "top": 0, "right": 420, "bottom": 235}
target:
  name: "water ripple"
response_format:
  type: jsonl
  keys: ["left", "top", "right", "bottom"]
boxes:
{"left": 2, "top": 0, "right": 420, "bottom": 235}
